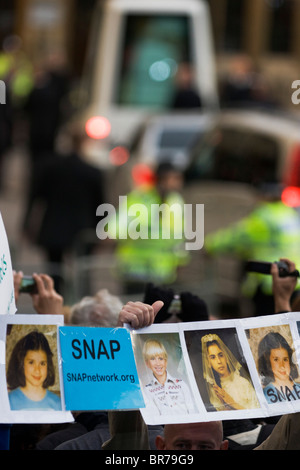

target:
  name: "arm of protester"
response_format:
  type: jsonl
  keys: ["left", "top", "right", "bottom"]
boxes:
{"left": 14, "top": 271, "right": 64, "bottom": 316}
{"left": 117, "top": 300, "right": 164, "bottom": 328}
{"left": 254, "top": 413, "right": 300, "bottom": 450}
{"left": 102, "top": 410, "right": 150, "bottom": 450}
{"left": 272, "top": 258, "right": 298, "bottom": 313}
{"left": 103, "top": 300, "right": 164, "bottom": 450}
{"left": 31, "top": 273, "right": 64, "bottom": 315}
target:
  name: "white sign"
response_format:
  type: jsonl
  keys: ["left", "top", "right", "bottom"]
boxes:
{"left": 131, "top": 311, "right": 300, "bottom": 425}
{"left": 0, "top": 213, "right": 16, "bottom": 315}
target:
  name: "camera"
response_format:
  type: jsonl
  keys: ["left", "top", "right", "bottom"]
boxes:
{"left": 19, "top": 276, "right": 38, "bottom": 294}
{"left": 245, "top": 260, "right": 299, "bottom": 278}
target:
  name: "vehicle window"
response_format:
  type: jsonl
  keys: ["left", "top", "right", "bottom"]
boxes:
{"left": 186, "top": 128, "right": 280, "bottom": 186}
{"left": 116, "top": 14, "right": 191, "bottom": 108}
{"left": 159, "top": 130, "right": 199, "bottom": 150}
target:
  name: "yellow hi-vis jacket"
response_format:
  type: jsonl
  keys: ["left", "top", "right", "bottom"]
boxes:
{"left": 0, "top": 52, "right": 33, "bottom": 102}
{"left": 205, "top": 201, "right": 300, "bottom": 296}
{"left": 110, "top": 186, "right": 188, "bottom": 284}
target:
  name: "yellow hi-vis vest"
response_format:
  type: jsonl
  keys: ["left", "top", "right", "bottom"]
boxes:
{"left": 111, "top": 186, "right": 188, "bottom": 283}
{"left": 0, "top": 52, "right": 33, "bottom": 102}
{"left": 205, "top": 201, "right": 300, "bottom": 296}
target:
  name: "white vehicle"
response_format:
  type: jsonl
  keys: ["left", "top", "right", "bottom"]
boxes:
{"left": 76, "top": 0, "right": 218, "bottom": 168}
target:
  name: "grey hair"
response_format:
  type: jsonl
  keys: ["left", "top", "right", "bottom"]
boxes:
{"left": 70, "top": 289, "right": 122, "bottom": 327}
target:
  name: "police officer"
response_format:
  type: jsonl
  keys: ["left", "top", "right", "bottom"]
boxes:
{"left": 205, "top": 184, "right": 300, "bottom": 315}
{"left": 112, "top": 162, "right": 188, "bottom": 294}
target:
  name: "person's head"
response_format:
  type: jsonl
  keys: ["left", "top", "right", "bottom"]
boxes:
{"left": 258, "top": 331, "right": 298, "bottom": 386}
{"left": 155, "top": 162, "right": 183, "bottom": 195}
{"left": 256, "top": 183, "right": 283, "bottom": 202}
{"left": 7, "top": 330, "right": 56, "bottom": 390}
{"left": 58, "top": 122, "right": 89, "bottom": 156}
{"left": 230, "top": 54, "right": 254, "bottom": 78}
{"left": 155, "top": 421, "right": 228, "bottom": 451}
{"left": 69, "top": 289, "right": 122, "bottom": 327}
{"left": 174, "top": 62, "right": 196, "bottom": 89}
{"left": 143, "top": 339, "right": 168, "bottom": 382}
{"left": 205, "top": 339, "right": 230, "bottom": 380}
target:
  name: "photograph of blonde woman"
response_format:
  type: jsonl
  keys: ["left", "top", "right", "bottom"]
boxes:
{"left": 185, "top": 328, "right": 260, "bottom": 412}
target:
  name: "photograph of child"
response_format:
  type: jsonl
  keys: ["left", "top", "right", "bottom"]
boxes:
{"left": 132, "top": 332, "right": 196, "bottom": 416}
{"left": 247, "top": 325, "right": 300, "bottom": 405}
{"left": 6, "top": 324, "right": 62, "bottom": 411}
{"left": 185, "top": 328, "right": 260, "bottom": 412}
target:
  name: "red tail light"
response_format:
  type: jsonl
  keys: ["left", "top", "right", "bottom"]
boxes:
{"left": 109, "top": 146, "right": 129, "bottom": 166}
{"left": 281, "top": 186, "right": 300, "bottom": 207}
{"left": 85, "top": 116, "right": 111, "bottom": 139}
{"left": 284, "top": 145, "right": 300, "bottom": 187}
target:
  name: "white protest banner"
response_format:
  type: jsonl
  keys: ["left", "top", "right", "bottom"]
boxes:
{"left": 3, "top": 311, "right": 300, "bottom": 424}
{"left": 131, "top": 311, "right": 300, "bottom": 425}
{"left": 0, "top": 315, "right": 144, "bottom": 424}
{"left": 0, "top": 213, "right": 16, "bottom": 315}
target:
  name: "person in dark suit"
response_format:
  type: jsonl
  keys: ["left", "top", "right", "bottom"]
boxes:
{"left": 24, "top": 62, "right": 69, "bottom": 166}
{"left": 23, "top": 126, "right": 105, "bottom": 293}
{"left": 171, "top": 62, "right": 202, "bottom": 110}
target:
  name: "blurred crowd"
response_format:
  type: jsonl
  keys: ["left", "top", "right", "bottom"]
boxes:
{"left": 0, "top": 35, "right": 71, "bottom": 176}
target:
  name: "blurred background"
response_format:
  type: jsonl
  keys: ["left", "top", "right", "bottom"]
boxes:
{"left": 1, "top": 0, "right": 300, "bottom": 317}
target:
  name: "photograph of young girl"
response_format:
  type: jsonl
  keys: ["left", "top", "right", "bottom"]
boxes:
{"left": 6, "top": 325, "right": 62, "bottom": 411}
{"left": 247, "top": 325, "right": 300, "bottom": 405}
{"left": 184, "top": 328, "right": 260, "bottom": 412}
{"left": 132, "top": 332, "right": 197, "bottom": 417}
